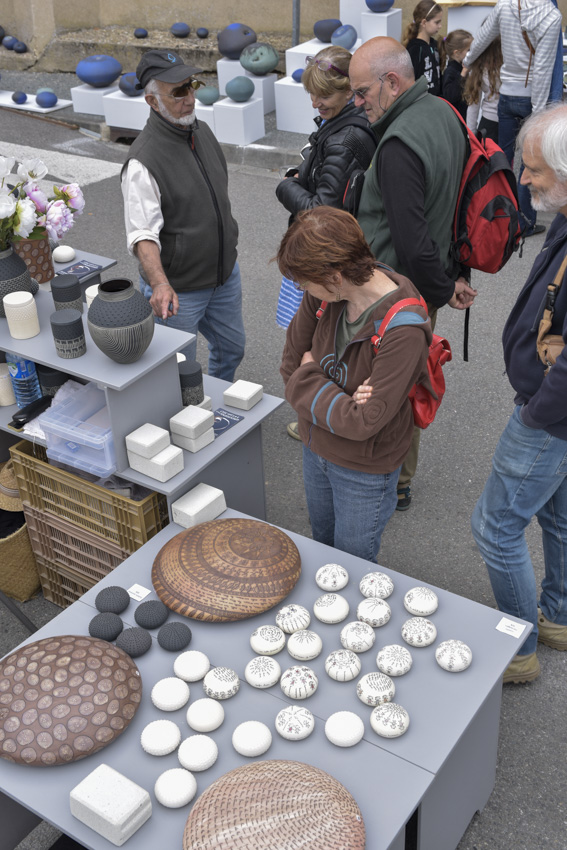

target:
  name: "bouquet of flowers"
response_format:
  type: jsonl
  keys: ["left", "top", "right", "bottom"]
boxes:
{"left": 0, "top": 156, "right": 85, "bottom": 252}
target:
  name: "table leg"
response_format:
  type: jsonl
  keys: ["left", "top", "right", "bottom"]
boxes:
{"left": 417, "top": 680, "right": 502, "bottom": 850}
{"left": 0, "top": 789, "right": 42, "bottom": 848}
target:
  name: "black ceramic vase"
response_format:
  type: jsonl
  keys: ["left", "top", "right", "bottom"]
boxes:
{"left": 87, "top": 278, "right": 154, "bottom": 364}
{"left": 0, "top": 247, "right": 39, "bottom": 319}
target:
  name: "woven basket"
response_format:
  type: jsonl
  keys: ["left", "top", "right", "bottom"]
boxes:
{"left": 0, "top": 521, "right": 40, "bottom": 601}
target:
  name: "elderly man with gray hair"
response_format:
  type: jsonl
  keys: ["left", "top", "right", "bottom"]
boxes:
{"left": 471, "top": 104, "right": 567, "bottom": 685}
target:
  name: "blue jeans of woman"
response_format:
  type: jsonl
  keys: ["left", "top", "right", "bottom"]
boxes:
{"left": 140, "top": 262, "right": 245, "bottom": 382}
{"left": 471, "top": 406, "right": 567, "bottom": 656}
{"left": 302, "top": 445, "right": 400, "bottom": 563}
{"left": 497, "top": 94, "right": 536, "bottom": 234}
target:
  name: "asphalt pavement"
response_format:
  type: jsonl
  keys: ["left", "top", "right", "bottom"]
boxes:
{"left": 0, "top": 91, "right": 565, "bottom": 850}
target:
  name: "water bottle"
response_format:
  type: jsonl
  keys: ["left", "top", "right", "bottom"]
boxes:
{"left": 5, "top": 353, "right": 43, "bottom": 409}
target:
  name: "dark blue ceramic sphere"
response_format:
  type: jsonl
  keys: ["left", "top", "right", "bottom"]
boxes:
{"left": 366, "top": 0, "right": 395, "bottom": 10}
{"left": 2, "top": 35, "right": 17, "bottom": 50}
{"left": 217, "top": 23, "right": 257, "bottom": 60}
{"left": 331, "top": 24, "right": 357, "bottom": 50}
{"left": 14, "top": 41, "right": 27, "bottom": 53}
{"left": 226, "top": 75, "right": 255, "bottom": 102}
{"left": 196, "top": 27, "right": 209, "bottom": 39}
{"left": 171, "top": 22, "right": 190, "bottom": 38}
{"left": 291, "top": 68, "right": 304, "bottom": 83}
{"left": 195, "top": 85, "right": 220, "bottom": 105}
{"left": 12, "top": 91, "right": 27, "bottom": 104}
{"left": 76, "top": 54, "right": 123, "bottom": 88}
{"left": 134, "top": 28, "right": 148, "bottom": 39}
{"left": 36, "top": 91, "right": 58, "bottom": 108}
{"left": 119, "top": 72, "right": 141, "bottom": 97}
{"left": 314, "top": 19, "right": 342, "bottom": 43}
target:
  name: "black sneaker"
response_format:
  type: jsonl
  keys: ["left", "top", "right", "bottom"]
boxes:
{"left": 524, "top": 224, "right": 546, "bottom": 237}
{"left": 396, "top": 486, "right": 412, "bottom": 511}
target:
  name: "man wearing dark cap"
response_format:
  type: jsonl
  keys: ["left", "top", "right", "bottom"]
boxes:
{"left": 121, "top": 49, "right": 245, "bottom": 380}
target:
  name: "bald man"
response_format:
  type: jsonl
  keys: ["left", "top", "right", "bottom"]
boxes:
{"left": 350, "top": 37, "right": 476, "bottom": 510}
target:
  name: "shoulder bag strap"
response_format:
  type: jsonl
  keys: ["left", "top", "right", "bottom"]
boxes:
{"left": 371, "top": 296, "right": 428, "bottom": 353}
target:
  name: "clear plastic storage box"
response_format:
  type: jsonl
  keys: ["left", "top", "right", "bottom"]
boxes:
{"left": 38, "top": 382, "right": 116, "bottom": 477}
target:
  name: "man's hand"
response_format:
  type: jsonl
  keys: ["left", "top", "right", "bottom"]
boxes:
{"left": 150, "top": 283, "right": 179, "bottom": 321}
{"left": 134, "top": 240, "right": 179, "bottom": 320}
{"left": 300, "top": 350, "right": 315, "bottom": 366}
{"left": 448, "top": 276, "right": 478, "bottom": 310}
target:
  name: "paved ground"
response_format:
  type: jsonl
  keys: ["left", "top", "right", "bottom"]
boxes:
{"left": 0, "top": 80, "right": 566, "bottom": 850}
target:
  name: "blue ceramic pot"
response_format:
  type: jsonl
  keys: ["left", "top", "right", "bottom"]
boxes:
{"left": 134, "top": 28, "right": 148, "bottom": 39}
{"left": 331, "top": 24, "right": 357, "bottom": 50}
{"left": 195, "top": 86, "right": 220, "bottom": 106}
{"left": 14, "top": 41, "right": 27, "bottom": 53}
{"left": 12, "top": 91, "right": 27, "bottom": 104}
{"left": 239, "top": 42, "right": 279, "bottom": 76}
{"left": 36, "top": 91, "right": 58, "bottom": 108}
{"left": 196, "top": 27, "right": 209, "bottom": 39}
{"left": 76, "top": 54, "right": 123, "bottom": 88}
{"left": 314, "top": 19, "right": 342, "bottom": 42}
{"left": 226, "top": 76, "right": 255, "bottom": 102}
{"left": 217, "top": 23, "right": 257, "bottom": 60}
{"left": 119, "top": 72, "right": 141, "bottom": 97}
{"left": 366, "top": 0, "right": 395, "bottom": 11}
{"left": 2, "top": 36, "right": 17, "bottom": 50}
{"left": 292, "top": 68, "right": 304, "bottom": 83}
{"left": 171, "top": 22, "right": 190, "bottom": 38}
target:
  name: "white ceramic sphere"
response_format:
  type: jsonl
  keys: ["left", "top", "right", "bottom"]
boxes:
{"left": 357, "top": 597, "right": 391, "bottom": 628}
{"left": 403, "top": 586, "right": 439, "bottom": 617}
{"left": 52, "top": 245, "right": 76, "bottom": 263}
{"left": 280, "top": 665, "right": 318, "bottom": 699}
{"left": 154, "top": 768, "right": 197, "bottom": 807}
{"left": 186, "top": 698, "right": 224, "bottom": 732}
{"left": 244, "top": 655, "right": 281, "bottom": 688}
{"left": 324, "top": 649, "right": 361, "bottom": 682}
{"left": 376, "top": 644, "right": 413, "bottom": 677}
{"left": 174, "top": 650, "right": 210, "bottom": 682}
{"left": 370, "top": 703, "right": 410, "bottom": 738}
{"left": 250, "top": 624, "right": 286, "bottom": 655}
{"left": 203, "top": 667, "right": 240, "bottom": 699}
{"left": 340, "top": 621, "right": 376, "bottom": 653}
{"left": 232, "top": 721, "right": 272, "bottom": 757}
{"left": 275, "top": 603, "right": 311, "bottom": 633}
{"left": 356, "top": 672, "right": 395, "bottom": 706}
{"left": 151, "top": 677, "right": 190, "bottom": 711}
{"left": 359, "top": 571, "right": 394, "bottom": 599}
{"left": 287, "top": 629, "right": 323, "bottom": 661}
{"left": 315, "top": 563, "right": 349, "bottom": 591}
{"left": 401, "top": 617, "right": 437, "bottom": 648}
{"left": 274, "top": 705, "right": 315, "bottom": 741}
{"left": 178, "top": 734, "right": 218, "bottom": 771}
{"left": 140, "top": 719, "right": 182, "bottom": 756}
{"left": 325, "top": 711, "right": 364, "bottom": 747}
{"left": 435, "top": 639, "right": 473, "bottom": 672}
{"left": 313, "top": 593, "right": 350, "bottom": 624}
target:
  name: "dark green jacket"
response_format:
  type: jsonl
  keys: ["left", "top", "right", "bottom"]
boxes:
{"left": 124, "top": 108, "right": 238, "bottom": 292}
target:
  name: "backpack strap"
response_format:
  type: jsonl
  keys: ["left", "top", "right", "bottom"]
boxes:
{"left": 371, "top": 297, "right": 428, "bottom": 354}
{"left": 316, "top": 300, "right": 328, "bottom": 319}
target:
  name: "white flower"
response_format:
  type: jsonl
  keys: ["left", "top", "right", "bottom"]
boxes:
{"left": 17, "top": 158, "right": 48, "bottom": 182}
{"left": 0, "top": 156, "right": 16, "bottom": 181}
{"left": 0, "top": 190, "right": 17, "bottom": 218}
{"left": 14, "top": 197, "right": 38, "bottom": 238}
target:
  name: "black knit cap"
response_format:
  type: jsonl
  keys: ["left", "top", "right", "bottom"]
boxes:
{"left": 136, "top": 49, "right": 203, "bottom": 90}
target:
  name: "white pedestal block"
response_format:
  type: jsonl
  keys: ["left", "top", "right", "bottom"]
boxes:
{"left": 217, "top": 57, "right": 245, "bottom": 95}
{"left": 244, "top": 72, "right": 276, "bottom": 114}
{"left": 212, "top": 97, "right": 265, "bottom": 146}
{"left": 170, "top": 406, "right": 214, "bottom": 440}
{"left": 172, "top": 483, "right": 227, "bottom": 528}
{"left": 223, "top": 379, "right": 263, "bottom": 410}
{"left": 195, "top": 102, "right": 215, "bottom": 133}
{"left": 103, "top": 90, "right": 150, "bottom": 130}
{"left": 285, "top": 38, "right": 327, "bottom": 77}
{"left": 128, "top": 444, "right": 184, "bottom": 482}
{"left": 71, "top": 84, "right": 119, "bottom": 115}
{"left": 361, "top": 9, "right": 402, "bottom": 42}
{"left": 171, "top": 428, "right": 214, "bottom": 452}
{"left": 275, "top": 77, "right": 317, "bottom": 135}
{"left": 341, "top": 0, "right": 371, "bottom": 32}
{"left": 0, "top": 91, "right": 72, "bottom": 114}
{"left": 446, "top": 4, "right": 494, "bottom": 37}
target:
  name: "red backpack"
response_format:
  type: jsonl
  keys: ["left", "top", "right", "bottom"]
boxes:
{"left": 444, "top": 101, "right": 522, "bottom": 274}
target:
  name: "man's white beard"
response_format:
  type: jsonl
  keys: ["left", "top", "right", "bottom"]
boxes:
{"left": 156, "top": 94, "right": 197, "bottom": 127}
{"left": 529, "top": 182, "right": 567, "bottom": 212}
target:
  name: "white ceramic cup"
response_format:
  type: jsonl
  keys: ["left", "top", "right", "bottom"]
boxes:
{"left": 85, "top": 284, "right": 100, "bottom": 308}
{"left": 3, "top": 291, "right": 40, "bottom": 339}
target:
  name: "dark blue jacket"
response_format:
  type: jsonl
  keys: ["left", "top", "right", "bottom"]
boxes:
{"left": 503, "top": 212, "right": 567, "bottom": 440}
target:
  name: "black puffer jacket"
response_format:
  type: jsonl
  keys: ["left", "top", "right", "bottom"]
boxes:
{"left": 275, "top": 103, "right": 376, "bottom": 217}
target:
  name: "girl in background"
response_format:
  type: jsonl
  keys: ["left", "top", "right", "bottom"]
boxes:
{"left": 464, "top": 37, "right": 502, "bottom": 142}
{"left": 440, "top": 30, "right": 474, "bottom": 119}
{"left": 403, "top": 1, "right": 443, "bottom": 96}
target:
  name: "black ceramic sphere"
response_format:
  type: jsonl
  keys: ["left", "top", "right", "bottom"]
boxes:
{"left": 12, "top": 91, "right": 27, "bottom": 104}
{"left": 217, "top": 23, "right": 257, "bottom": 60}
{"left": 116, "top": 627, "right": 152, "bottom": 658}
{"left": 95, "top": 585, "right": 130, "bottom": 614}
{"left": 196, "top": 27, "right": 209, "bottom": 39}
{"left": 14, "top": 41, "right": 27, "bottom": 53}
{"left": 157, "top": 622, "right": 192, "bottom": 651}
{"left": 89, "top": 612, "right": 124, "bottom": 641}
{"left": 134, "top": 28, "right": 148, "bottom": 38}
{"left": 171, "top": 22, "right": 190, "bottom": 38}
{"left": 134, "top": 599, "right": 169, "bottom": 629}
{"left": 314, "top": 18, "right": 342, "bottom": 42}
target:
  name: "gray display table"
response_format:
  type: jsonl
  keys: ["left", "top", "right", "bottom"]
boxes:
{"left": 0, "top": 509, "right": 531, "bottom": 850}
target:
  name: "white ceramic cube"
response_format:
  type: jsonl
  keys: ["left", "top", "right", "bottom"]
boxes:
{"left": 125, "top": 423, "right": 170, "bottom": 459}
{"left": 71, "top": 84, "right": 118, "bottom": 115}
{"left": 360, "top": 9, "right": 402, "bottom": 42}
{"left": 172, "top": 483, "right": 227, "bottom": 528}
{"left": 195, "top": 102, "right": 215, "bottom": 133}
{"left": 196, "top": 395, "right": 212, "bottom": 410}
{"left": 275, "top": 77, "right": 318, "bottom": 135}
{"left": 128, "top": 444, "right": 184, "bottom": 481}
{"left": 340, "top": 0, "right": 369, "bottom": 31}
{"left": 170, "top": 406, "right": 214, "bottom": 440}
{"left": 70, "top": 764, "right": 152, "bottom": 847}
{"left": 213, "top": 97, "right": 265, "bottom": 146}
{"left": 243, "top": 71, "right": 276, "bottom": 113}
{"left": 285, "top": 38, "right": 327, "bottom": 77}
{"left": 223, "top": 379, "right": 263, "bottom": 410}
{"left": 103, "top": 90, "right": 150, "bottom": 130}
{"left": 171, "top": 428, "right": 215, "bottom": 453}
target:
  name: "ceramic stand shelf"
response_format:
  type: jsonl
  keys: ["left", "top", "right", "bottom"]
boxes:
{"left": 0, "top": 508, "right": 531, "bottom": 850}
{"left": 53, "top": 249, "right": 116, "bottom": 288}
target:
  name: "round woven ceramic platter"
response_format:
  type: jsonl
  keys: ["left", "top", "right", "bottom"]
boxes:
{"left": 152, "top": 519, "right": 301, "bottom": 622}
{"left": 183, "top": 760, "right": 365, "bottom": 850}
{"left": 0, "top": 635, "right": 142, "bottom": 766}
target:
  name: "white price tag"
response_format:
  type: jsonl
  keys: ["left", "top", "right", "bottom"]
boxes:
{"left": 127, "top": 583, "right": 152, "bottom": 602}
{"left": 495, "top": 617, "right": 528, "bottom": 639}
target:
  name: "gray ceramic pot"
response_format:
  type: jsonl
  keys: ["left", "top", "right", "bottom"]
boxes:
{"left": 87, "top": 278, "right": 154, "bottom": 364}
{"left": 0, "top": 247, "right": 39, "bottom": 318}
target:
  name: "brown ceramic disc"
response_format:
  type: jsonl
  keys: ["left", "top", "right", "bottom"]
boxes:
{"left": 152, "top": 519, "right": 301, "bottom": 622}
{"left": 183, "top": 760, "right": 366, "bottom": 849}
{"left": 0, "top": 635, "right": 142, "bottom": 766}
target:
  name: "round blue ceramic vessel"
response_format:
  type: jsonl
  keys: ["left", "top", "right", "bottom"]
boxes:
{"left": 195, "top": 85, "right": 220, "bottom": 106}
{"left": 196, "top": 27, "right": 209, "bottom": 38}
{"left": 291, "top": 68, "right": 304, "bottom": 83}
{"left": 366, "top": 0, "right": 395, "bottom": 10}
{"left": 217, "top": 23, "right": 257, "bottom": 60}
{"left": 76, "top": 54, "right": 123, "bottom": 88}
{"left": 171, "top": 22, "right": 190, "bottom": 38}
{"left": 331, "top": 24, "right": 357, "bottom": 50}
{"left": 12, "top": 91, "right": 27, "bottom": 104}
{"left": 226, "top": 75, "right": 255, "bottom": 102}
{"left": 2, "top": 36, "right": 17, "bottom": 50}
{"left": 134, "top": 28, "right": 148, "bottom": 39}
{"left": 313, "top": 19, "right": 342, "bottom": 42}
{"left": 36, "top": 91, "right": 58, "bottom": 108}
{"left": 239, "top": 42, "right": 279, "bottom": 76}
{"left": 14, "top": 41, "right": 27, "bottom": 53}
{"left": 119, "top": 72, "right": 140, "bottom": 97}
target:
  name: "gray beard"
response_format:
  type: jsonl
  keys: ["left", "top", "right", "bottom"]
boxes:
{"left": 529, "top": 183, "right": 567, "bottom": 212}
{"left": 156, "top": 95, "right": 197, "bottom": 128}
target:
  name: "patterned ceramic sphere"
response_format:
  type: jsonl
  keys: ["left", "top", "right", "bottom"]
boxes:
{"left": 239, "top": 42, "right": 279, "bottom": 76}
{"left": 331, "top": 24, "right": 357, "bottom": 50}
{"left": 76, "top": 54, "right": 123, "bottom": 88}
{"left": 225, "top": 76, "right": 255, "bottom": 103}
{"left": 217, "top": 23, "right": 257, "bottom": 60}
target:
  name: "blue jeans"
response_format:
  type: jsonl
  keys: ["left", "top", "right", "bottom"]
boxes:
{"left": 140, "top": 262, "right": 245, "bottom": 382}
{"left": 471, "top": 406, "right": 567, "bottom": 655}
{"left": 549, "top": 0, "right": 564, "bottom": 104}
{"left": 302, "top": 445, "right": 400, "bottom": 562}
{"left": 497, "top": 94, "right": 536, "bottom": 234}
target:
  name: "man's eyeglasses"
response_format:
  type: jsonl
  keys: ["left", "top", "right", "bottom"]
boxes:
{"left": 351, "top": 73, "right": 387, "bottom": 101}
{"left": 305, "top": 56, "right": 348, "bottom": 77}
{"left": 162, "top": 79, "right": 204, "bottom": 101}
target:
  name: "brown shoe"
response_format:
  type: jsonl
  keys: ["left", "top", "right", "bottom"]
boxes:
{"left": 287, "top": 421, "right": 301, "bottom": 441}
{"left": 537, "top": 609, "right": 567, "bottom": 650}
{"left": 503, "top": 652, "right": 540, "bottom": 684}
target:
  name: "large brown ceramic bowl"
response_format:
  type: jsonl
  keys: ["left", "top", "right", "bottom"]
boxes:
{"left": 0, "top": 635, "right": 142, "bottom": 766}
{"left": 152, "top": 518, "right": 301, "bottom": 622}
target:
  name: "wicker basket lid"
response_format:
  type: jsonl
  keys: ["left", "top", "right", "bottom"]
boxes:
{"left": 152, "top": 519, "right": 301, "bottom": 622}
{"left": 183, "top": 760, "right": 366, "bottom": 849}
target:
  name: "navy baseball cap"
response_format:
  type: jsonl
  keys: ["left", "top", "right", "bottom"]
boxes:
{"left": 135, "top": 49, "right": 203, "bottom": 90}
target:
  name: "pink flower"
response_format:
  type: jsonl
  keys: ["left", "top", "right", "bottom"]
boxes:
{"left": 43, "top": 199, "right": 74, "bottom": 240}
{"left": 24, "top": 181, "right": 48, "bottom": 214}
{"left": 58, "top": 183, "right": 85, "bottom": 215}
